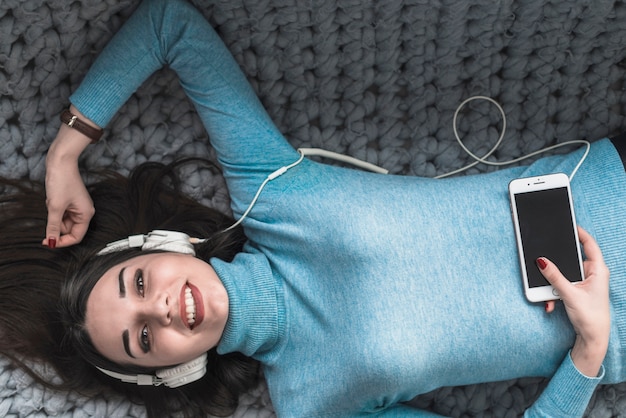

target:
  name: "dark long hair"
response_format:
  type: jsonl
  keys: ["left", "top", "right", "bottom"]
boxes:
{"left": 0, "top": 160, "right": 259, "bottom": 417}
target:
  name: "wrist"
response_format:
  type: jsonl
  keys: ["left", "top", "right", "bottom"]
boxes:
{"left": 60, "top": 106, "right": 103, "bottom": 143}
{"left": 48, "top": 106, "right": 100, "bottom": 164}
{"left": 68, "top": 105, "right": 99, "bottom": 128}
{"left": 570, "top": 336, "right": 608, "bottom": 377}
{"left": 47, "top": 125, "right": 92, "bottom": 163}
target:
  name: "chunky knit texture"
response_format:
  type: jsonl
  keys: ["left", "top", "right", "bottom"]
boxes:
{"left": 2, "top": 0, "right": 626, "bottom": 416}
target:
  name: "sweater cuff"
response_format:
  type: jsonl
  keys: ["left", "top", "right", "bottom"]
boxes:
{"left": 534, "top": 350, "right": 603, "bottom": 417}
{"left": 70, "top": 71, "right": 128, "bottom": 128}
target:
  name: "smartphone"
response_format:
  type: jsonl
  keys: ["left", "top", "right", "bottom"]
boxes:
{"left": 508, "top": 173, "right": 584, "bottom": 302}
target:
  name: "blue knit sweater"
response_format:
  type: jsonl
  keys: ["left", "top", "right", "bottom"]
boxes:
{"left": 70, "top": 0, "right": 626, "bottom": 416}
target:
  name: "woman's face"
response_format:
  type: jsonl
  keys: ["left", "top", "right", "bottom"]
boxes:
{"left": 85, "top": 252, "right": 228, "bottom": 368}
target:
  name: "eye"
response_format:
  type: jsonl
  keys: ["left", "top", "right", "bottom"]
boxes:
{"left": 140, "top": 325, "right": 151, "bottom": 353}
{"left": 134, "top": 269, "right": 145, "bottom": 297}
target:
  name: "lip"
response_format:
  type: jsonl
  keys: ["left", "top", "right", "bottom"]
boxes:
{"left": 179, "top": 282, "right": 205, "bottom": 330}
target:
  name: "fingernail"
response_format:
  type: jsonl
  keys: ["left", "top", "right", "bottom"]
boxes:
{"left": 545, "top": 302, "right": 550, "bottom": 312}
{"left": 47, "top": 237, "right": 57, "bottom": 249}
{"left": 536, "top": 257, "right": 547, "bottom": 270}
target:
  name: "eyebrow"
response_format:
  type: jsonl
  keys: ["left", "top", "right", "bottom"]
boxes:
{"left": 122, "top": 329, "right": 135, "bottom": 358}
{"left": 118, "top": 267, "right": 126, "bottom": 298}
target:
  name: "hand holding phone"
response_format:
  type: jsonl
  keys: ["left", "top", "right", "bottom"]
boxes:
{"left": 537, "top": 227, "right": 610, "bottom": 377}
{"left": 509, "top": 173, "right": 584, "bottom": 302}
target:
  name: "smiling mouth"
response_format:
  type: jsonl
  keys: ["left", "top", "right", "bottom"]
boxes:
{"left": 180, "top": 282, "right": 205, "bottom": 330}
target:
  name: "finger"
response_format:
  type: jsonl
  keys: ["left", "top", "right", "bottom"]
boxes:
{"left": 536, "top": 257, "right": 575, "bottom": 299}
{"left": 545, "top": 300, "right": 556, "bottom": 313}
{"left": 577, "top": 226, "right": 604, "bottom": 263}
{"left": 57, "top": 222, "right": 90, "bottom": 247}
{"left": 44, "top": 206, "right": 63, "bottom": 249}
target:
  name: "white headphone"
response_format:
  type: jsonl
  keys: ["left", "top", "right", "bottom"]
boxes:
{"left": 96, "top": 353, "right": 208, "bottom": 388}
{"left": 96, "top": 353, "right": 207, "bottom": 388}
{"left": 95, "top": 230, "right": 210, "bottom": 388}
{"left": 97, "top": 230, "right": 207, "bottom": 256}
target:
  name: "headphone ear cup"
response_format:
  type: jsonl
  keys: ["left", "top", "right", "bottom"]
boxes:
{"left": 142, "top": 230, "right": 196, "bottom": 255}
{"left": 155, "top": 354, "right": 208, "bottom": 388}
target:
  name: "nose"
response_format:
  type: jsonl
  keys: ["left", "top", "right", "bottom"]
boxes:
{"left": 142, "top": 293, "right": 172, "bottom": 326}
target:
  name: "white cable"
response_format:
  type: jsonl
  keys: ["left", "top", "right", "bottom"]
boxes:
{"left": 220, "top": 148, "right": 386, "bottom": 233}
{"left": 297, "top": 148, "right": 389, "bottom": 174}
{"left": 435, "top": 96, "right": 507, "bottom": 179}
{"left": 222, "top": 151, "right": 306, "bottom": 232}
{"left": 436, "top": 95, "right": 590, "bottom": 181}
{"left": 220, "top": 96, "right": 589, "bottom": 234}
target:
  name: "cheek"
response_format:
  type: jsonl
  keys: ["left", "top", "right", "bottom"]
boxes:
{"left": 155, "top": 330, "right": 208, "bottom": 364}
{"left": 152, "top": 255, "right": 189, "bottom": 279}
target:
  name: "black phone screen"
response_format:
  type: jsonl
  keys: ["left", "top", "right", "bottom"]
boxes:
{"left": 514, "top": 187, "right": 582, "bottom": 288}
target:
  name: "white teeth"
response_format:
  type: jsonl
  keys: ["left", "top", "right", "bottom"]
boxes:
{"left": 184, "top": 286, "right": 196, "bottom": 326}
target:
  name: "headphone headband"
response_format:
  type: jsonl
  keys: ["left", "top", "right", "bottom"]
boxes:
{"left": 97, "top": 230, "right": 207, "bottom": 256}
{"left": 96, "top": 353, "right": 208, "bottom": 388}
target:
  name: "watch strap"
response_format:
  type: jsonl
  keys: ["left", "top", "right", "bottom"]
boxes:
{"left": 60, "top": 109, "right": 103, "bottom": 143}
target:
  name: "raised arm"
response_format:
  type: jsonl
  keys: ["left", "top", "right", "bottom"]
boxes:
{"left": 44, "top": 105, "right": 97, "bottom": 248}
{"left": 69, "top": 0, "right": 293, "bottom": 164}
{"left": 45, "top": 0, "right": 296, "bottom": 246}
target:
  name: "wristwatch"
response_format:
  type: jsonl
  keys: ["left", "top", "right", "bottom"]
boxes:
{"left": 60, "top": 109, "right": 103, "bottom": 143}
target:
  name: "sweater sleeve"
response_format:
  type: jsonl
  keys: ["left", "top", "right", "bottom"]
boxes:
{"left": 524, "top": 351, "right": 604, "bottom": 418}
{"left": 371, "top": 351, "right": 602, "bottom": 417}
{"left": 70, "top": 0, "right": 296, "bottom": 170}
{"left": 374, "top": 355, "right": 602, "bottom": 418}
{"left": 376, "top": 405, "right": 446, "bottom": 417}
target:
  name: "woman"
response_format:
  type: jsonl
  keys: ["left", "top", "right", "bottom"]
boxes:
{"left": 0, "top": 160, "right": 260, "bottom": 417}
{"left": 25, "top": 0, "right": 626, "bottom": 416}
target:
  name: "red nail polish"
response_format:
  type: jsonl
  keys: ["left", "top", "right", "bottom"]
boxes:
{"left": 545, "top": 302, "right": 549, "bottom": 312}
{"left": 47, "top": 237, "right": 57, "bottom": 249}
{"left": 536, "top": 258, "right": 547, "bottom": 270}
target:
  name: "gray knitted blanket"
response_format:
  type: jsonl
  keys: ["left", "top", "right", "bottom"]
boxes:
{"left": 1, "top": 0, "right": 626, "bottom": 416}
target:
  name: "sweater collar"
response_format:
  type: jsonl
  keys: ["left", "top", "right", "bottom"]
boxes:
{"left": 212, "top": 250, "right": 285, "bottom": 359}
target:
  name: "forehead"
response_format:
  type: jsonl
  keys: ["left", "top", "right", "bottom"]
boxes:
{"left": 84, "top": 254, "right": 160, "bottom": 363}
{"left": 85, "top": 262, "right": 131, "bottom": 364}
